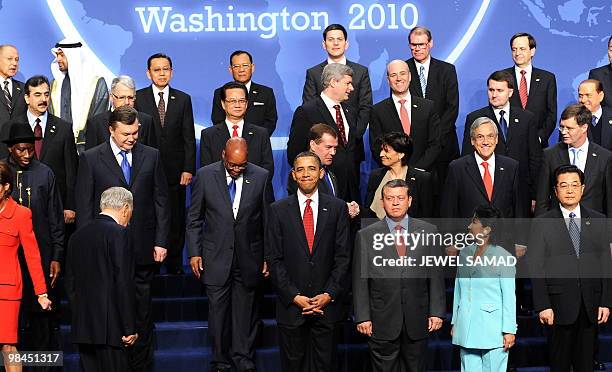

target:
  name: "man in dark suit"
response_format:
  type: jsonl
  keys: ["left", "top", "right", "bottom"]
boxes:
{"left": 535, "top": 104, "right": 612, "bottom": 217}
{"left": 201, "top": 82, "right": 274, "bottom": 175}
{"left": 577, "top": 79, "right": 612, "bottom": 151}
{"left": 370, "top": 59, "right": 441, "bottom": 171}
{"left": 21, "top": 75, "right": 79, "bottom": 226}
{"left": 302, "top": 23, "right": 372, "bottom": 133}
{"left": 354, "top": 179, "right": 445, "bottom": 372}
{"left": 135, "top": 53, "right": 195, "bottom": 275}
{"left": 288, "top": 63, "right": 363, "bottom": 203}
{"left": 66, "top": 186, "right": 138, "bottom": 371}
{"left": 503, "top": 32, "right": 557, "bottom": 147}
{"left": 211, "top": 50, "right": 277, "bottom": 135}
{"left": 75, "top": 106, "right": 169, "bottom": 371}
{"left": 187, "top": 138, "right": 271, "bottom": 372}
{"left": 85, "top": 75, "right": 155, "bottom": 150}
{"left": 406, "top": 26, "right": 459, "bottom": 188}
{"left": 0, "top": 45, "right": 27, "bottom": 156}
{"left": 266, "top": 151, "right": 351, "bottom": 372}
{"left": 588, "top": 35, "right": 612, "bottom": 108}
{"left": 528, "top": 165, "right": 611, "bottom": 372}
{"left": 462, "top": 70, "right": 542, "bottom": 212}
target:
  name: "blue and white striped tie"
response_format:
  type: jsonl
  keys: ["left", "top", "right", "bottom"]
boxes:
{"left": 419, "top": 65, "right": 427, "bottom": 97}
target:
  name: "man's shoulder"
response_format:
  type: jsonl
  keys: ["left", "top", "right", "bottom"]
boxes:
{"left": 251, "top": 82, "right": 274, "bottom": 94}
{"left": 510, "top": 105, "right": 534, "bottom": 120}
{"left": 449, "top": 154, "right": 472, "bottom": 168}
{"left": 137, "top": 110, "right": 153, "bottom": 122}
{"left": 245, "top": 162, "right": 269, "bottom": 179}
{"left": 412, "top": 96, "right": 436, "bottom": 110}
{"left": 496, "top": 154, "right": 520, "bottom": 168}
{"left": 346, "top": 60, "right": 368, "bottom": 74}
{"left": 244, "top": 122, "right": 269, "bottom": 136}
{"left": 48, "top": 113, "right": 72, "bottom": 128}
{"left": 543, "top": 142, "right": 565, "bottom": 157}
{"left": 197, "top": 160, "right": 222, "bottom": 176}
{"left": 319, "top": 192, "right": 347, "bottom": 211}
{"left": 200, "top": 124, "right": 223, "bottom": 138}
{"left": 410, "top": 216, "right": 437, "bottom": 232}
{"left": 589, "top": 64, "right": 609, "bottom": 77}
{"left": 134, "top": 142, "right": 160, "bottom": 156}
{"left": 169, "top": 87, "right": 191, "bottom": 99}
{"left": 31, "top": 159, "right": 54, "bottom": 175}
{"left": 373, "top": 97, "right": 392, "bottom": 111}
{"left": 357, "top": 219, "right": 388, "bottom": 235}
{"left": 13, "top": 79, "right": 24, "bottom": 89}
{"left": 306, "top": 61, "right": 327, "bottom": 74}
{"left": 136, "top": 86, "right": 151, "bottom": 95}
{"left": 532, "top": 67, "right": 555, "bottom": 79}
{"left": 430, "top": 57, "right": 456, "bottom": 70}
{"left": 467, "top": 106, "right": 491, "bottom": 118}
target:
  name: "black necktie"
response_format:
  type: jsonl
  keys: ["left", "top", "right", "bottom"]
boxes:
{"left": 2, "top": 80, "right": 12, "bottom": 113}
{"left": 499, "top": 110, "right": 508, "bottom": 141}
{"left": 61, "top": 74, "right": 72, "bottom": 122}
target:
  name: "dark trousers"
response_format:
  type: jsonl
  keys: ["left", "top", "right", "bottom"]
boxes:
{"left": 277, "top": 318, "right": 336, "bottom": 372}
{"left": 79, "top": 344, "right": 130, "bottom": 372}
{"left": 165, "top": 184, "right": 186, "bottom": 269}
{"left": 368, "top": 330, "right": 428, "bottom": 372}
{"left": 128, "top": 264, "right": 156, "bottom": 372}
{"left": 549, "top": 302, "right": 596, "bottom": 372}
{"left": 206, "top": 257, "right": 259, "bottom": 371}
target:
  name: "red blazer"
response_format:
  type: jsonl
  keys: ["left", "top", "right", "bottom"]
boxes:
{"left": 0, "top": 197, "right": 47, "bottom": 300}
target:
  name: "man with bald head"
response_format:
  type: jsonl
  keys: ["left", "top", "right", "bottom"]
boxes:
{"left": 187, "top": 137, "right": 272, "bottom": 372}
{"left": 369, "top": 59, "right": 441, "bottom": 171}
{"left": 0, "top": 45, "right": 27, "bottom": 155}
{"left": 577, "top": 79, "right": 612, "bottom": 151}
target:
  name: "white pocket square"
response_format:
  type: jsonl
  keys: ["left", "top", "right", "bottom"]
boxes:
{"left": 253, "top": 102, "right": 265, "bottom": 106}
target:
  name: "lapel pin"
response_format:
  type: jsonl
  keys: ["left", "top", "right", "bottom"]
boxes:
{"left": 592, "top": 153, "right": 597, "bottom": 157}
{"left": 323, "top": 208, "right": 328, "bottom": 211}
{"left": 252, "top": 90, "right": 258, "bottom": 94}
{"left": 245, "top": 179, "right": 250, "bottom": 184}
{"left": 412, "top": 104, "right": 418, "bottom": 108}
{"left": 500, "top": 167, "right": 504, "bottom": 171}
{"left": 535, "top": 78, "right": 540, "bottom": 82}
{"left": 248, "top": 131, "right": 253, "bottom": 135}
{"left": 410, "top": 177, "right": 416, "bottom": 181}
{"left": 16, "top": 87, "right": 20, "bottom": 91}
{"left": 608, "top": 119, "right": 612, "bottom": 125}
{"left": 514, "top": 118, "right": 519, "bottom": 123}
{"left": 170, "top": 96, "right": 176, "bottom": 100}
{"left": 586, "top": 220, "right": 591, "bottom": 226}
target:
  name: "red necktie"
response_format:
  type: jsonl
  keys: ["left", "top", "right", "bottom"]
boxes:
{"left": 482, "top": 161, "right": 493, "bottom": 201}
{"left": 303, "top": 199, "right": 314, "bottom": 254}
{"left": 398, "top": 99, "right": 411, "bottom": 135}
{"left": 232, "top": 125, "right": 239, "bottom": 138}
{"left": 333, "top": 104, "right": 348, "bottom": 146}
{"left": 519, "top": 70, "right": 528, "bottom": 109}
{"left": 34, "top": 118, "right": 43, "bottom": 159}
{"left": 394, "top": 225, "right": 406, "bottom": 257}
{"left": 158, "top": 91, "right": 166, "bottom": 127}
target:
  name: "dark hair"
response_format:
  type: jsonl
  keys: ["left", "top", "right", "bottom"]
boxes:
{"left": 309, "top": 123, "right": 337, "bottom": 144}
{"left": 560, "top": 103, "right": 591, "bottom": 126}
{"left": 376, "top": 132, "right": 413, "bottom": 166}
{"left": 323, "top": 24, "right": 347, "bottom": 40}
{"left": 24, "top": 75, "right": 50, "bottom": 95}
{"left": 581, "top": 79, "right": 603, "bottom": 93}
{"left": 293, "top": 151, "right": 321, "bottom": 169}
{"left": 220, "top": 81, "right": 248, "bottom": 101}
{"left": 381, "top": 178, "right": 411, "bottom": 199}
{"left": 510, "top": 32, "right": 536, "bottom": 49}
{"left": 472, "top": 205, "right": 502, "bottom": 244}
{"left": 147, "top": 53, "right": 173, "bottom": 70}
{"left": 409, "top": 26, "right": 432, "bottom": 42}
{"left": 487, "top": 70, "right": 514, "bottom": 90}
{"left": 554, "top": 164, "right": 585, "bottom": 185}
{"left": 0, "top": 161, "right": 14, "bottom": 195}
{"left": 109, "top": 106, "right": 138, "bottom": 129}
{"left": 229, "top": 50, "right": 253, "bottom": 65}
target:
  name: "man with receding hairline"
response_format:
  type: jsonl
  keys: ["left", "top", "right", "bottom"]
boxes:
{"left": 577, "top": 79, "right": 612, "bottom": 151}
{"left": 588, "top": 35, "right": 612, "bottom": 108}
{"left": 0, "top": 44, "right": 27, "bottom": 155}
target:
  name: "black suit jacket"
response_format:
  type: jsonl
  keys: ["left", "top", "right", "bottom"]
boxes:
{"left": 528, "top": 206, "right": 612, "bottom": 325}
{"left": 266, "top": 192, "right": 350, "bottom": 326}
{"left": 589, "top": 64, "right": 612, "bottom": 108}
{"left": 590, "top": 106, "right": 612, "bottom": 151}
{"left": 353, "top": 218, "right": 445, "bottom": 340}
{"left": 211, "top": 82, "right": 277, "bottom": 135}
{"left": 85, "top": 110, "right": 156, "bottom": 150}
{"left": 75, "top": 142, "right": 170, "bottom": 265}
{"left": 65, "top": 214, "right": 135, "bottom": 347}
{"left": 186, "top": 161, "right": 270, "bottom": 288}
{"left": 535, "top": 142, "right": 612, "bottom": 216}
{"left": 287, "top": 96, "right": 363, "bottom": 203}
{"left": 369, "top": 96, "right": 441, "bottom": 170}
{"left": 407, "top": 57, "right": 459, "bottom": 161}
{"left": 0, "top": 79, "right": 26, "bottom": 156}
{"left": 302, "top": 60, "right": 372, "bottom": 134}
{"left": 503, "top": 66, "right": 557, "bottom": 146}
{"left": 135, "top": 86, "right": 196, "bottom": 183}
{"left": 462, "top": 105, "right": 542, "bottom": 199}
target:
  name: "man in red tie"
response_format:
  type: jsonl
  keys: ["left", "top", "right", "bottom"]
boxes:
{"left": 267, "top": 151, "right": 351, "bottom": 372}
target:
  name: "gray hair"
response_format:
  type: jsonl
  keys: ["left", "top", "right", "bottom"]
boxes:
{"left": 99, "top": 187, "right": 133, "bottom": 211}
{"left": 111, "top": 75, "right": 136, "bottom": 92}
{"left": 321, "top": 63, "right": 353, "bottom": 89}
{"left": 470, "top": 116, "right": 498, "bottom": 139}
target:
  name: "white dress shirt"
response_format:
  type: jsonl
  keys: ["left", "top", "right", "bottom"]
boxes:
{"left": 560, "top": 204, "right": 581, "bottom": 232}
{"left": 327, "top": 57, "right": 347, "bottom": 65}
{"left": 109, "top": 138, "right": 132, "bottom": 167}
{"left": 0, "top": 76, "right": 13, "bottom": 96}
{"left": 568, "top": 139, "right": 589, "bottom": 173}
{"left": 474, "top": 152, "right": 496, "bottom": 185}
{"left": 27, "top": 111, "right": 48, "bottom": 138}
{"left": 226, "top": 170, "right": 243, "bottom": 219}
{"left": 320, "top": 92, "right": 349, "bottom": 139}
{"left": 414, "top": 57, "right": 431, "bottom": 82}
{"left": 152, "top": 85, "right": 170, "bottom": 112}
{"left": 391, "top": 93, "right": 412, "bottom": 123}
{"left": 297, "top": 188, "right": 319, "bottom": 235}
{"left": 593, "top": 106, "right": 602, "bottom": 125}
{"left": 493, "top": 102, "right": 511, "bottom": 126}
{"left": 225, "top": 119, "right": 245, "bottom": 138}
{"left": 514, "top": 64, "right": 533, "bottom": 94}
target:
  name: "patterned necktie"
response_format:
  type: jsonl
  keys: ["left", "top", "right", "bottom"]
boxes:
{"left": 303, "top": 199, "right": 314, "bottom": 254}
{"left": 333, "top": 104, "right": 348, "bottom": 146}
{"left": 499, "top": 110, "right": 508, "bottom": 141}
{"left": 592, "top": 115, "right": 598, "bottom": 127}
{"left": 232, "top": 125, "right": 239, "bottom": 138}
{"left": 568, "top": 212, "right": 580, "bottom": 257}
{"left": 158, "top": 92, "right": 166, "bottom": 127}
{"left": 2, "top": 80, "right": 12, "bottom": 113}
{"left": 482, "top": 161, "right": 493, "bottom": 201}
{"left": 398, "top": 99, "right": 411, "bottom": 135}
{"left": 419, "top": 65, "right": 427, "bottom": 97}
{"left": 519, "top": 70, "right": 528, "bottom": 109}
{"left": 120, "top": 151, "right": 131, "bottom": 183}
{"left": 570, "top": 148, "right": 579, "bottom": 167}
{"left": 228, "top": 177, "right": 236, "bottom": 205}
{"left": 395, "top": 225, "right": 406, "bottom": 257}
{"left": 34, "top": 118, "right": 43, "bottom": 159}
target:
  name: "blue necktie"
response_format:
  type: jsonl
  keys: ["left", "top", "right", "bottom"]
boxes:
{"left": 499, "top": 110, "right": 508, "bottom": 141}
{"left": 568, "top": 212, "right": 580, "bottom": 257}
{"left": 592, "top": 115, "right": 598, "bottom": 127}
{"left": 228, "top": 178, "right": 236, "bottom": 205}
{"left": 120, "top": 151, "right": 131, "bottom": 183}
{"left": 325, "top": 171, "right": 335, "bottom": 196}
{"left": 570, "top": 148, "right": 579, "bottom": 167}
{"left": 419, "top": 65, "right": 427, "bottom": 97}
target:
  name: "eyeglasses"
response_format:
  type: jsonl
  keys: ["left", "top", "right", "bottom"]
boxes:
{"left": 112, "top": 93, "right": 135, "bottom": 101}
{"left": 225, "top": 99, "right": 247, "bottom": 106}
{"left": 231, "top": 63, "right": 252, "bottom": 70}
{"left": 558, "top": 125, "right": 581, "bottom": 133}
{"left": 556, "top": 182, "right": 582, "bottom": 191}
{"left": 473, "top": 134, "right": 497, "bottom": 142}
{"left": 409, "top": 43, "right": 428, "bottom": 50}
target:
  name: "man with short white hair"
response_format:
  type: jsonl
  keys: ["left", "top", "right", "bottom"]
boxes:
{"left": 0, "top": 44, "right": 26, "bottom": 155}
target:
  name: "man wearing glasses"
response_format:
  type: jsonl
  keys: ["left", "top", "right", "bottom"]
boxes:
{"left": 211, "top": 50, "right": 278, "bottom": 135}
{"left": 535, "top": 104, "right": 612, "bottom": 216}
{"left": 85, "top": 75, "right": 155, "bottom": 150}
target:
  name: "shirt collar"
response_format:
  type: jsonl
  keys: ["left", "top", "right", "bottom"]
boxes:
{"left": 414, "top": 57, "right": 431, "bottom": 71}
{"left": 225, "top": 119, "right": 244, "bottom": 129}
{"left": 492, "top": 102, "right": 511, "bottom": 115}
{"left": 385, "top": 214, "right": 409, "bottom": 232}
{"left": 244, "top": 80, "right": 252, "bottom": 93}
{"left": 474, "top": 151, "right": 495, "bottom": 167}
{"left": 27, "top": 110, "right": 47, "bottom": 127}
{"left": 392, "top": 92, "right": 411, "bottom": 104}
{"left": 225, "top": 169, "right": 243, "bottom": 181}
{"left": 99, "top": 212, "right": 120, "bottom": 224}
{"left": 320, "top": 92, "right": 340, "bottom": 108}
{"left": 593, "top": 106, "right": 603, "bottom": 120}
{"left": 570, "top": 138, "right": 589, "bottom": 153}
{"left": 515, "top": 64, "right": 532, "bottom": 74}
{"left": 559, "top": 204, "right": 580, "bottom": 219}
{"left": 152, "top": 84, "right": 170, "bottom": 98}
{"left": 0, "top": 76, "right": 11, "bottom": 85}
{"left": 109, "top": 137, "right": 128, "bottom": 156}
{"left": 297, "top": 188, "right": 319, "bottom": 207}
{"left": 327, "top": 57, "right": 347, "bottom": 65}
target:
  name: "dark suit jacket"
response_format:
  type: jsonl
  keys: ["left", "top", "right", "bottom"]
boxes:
{"left": 590, "top": 106, "right": 612, "bottom": 151}
{"left": 369, "top": 96, "right": 441, "bottom": 170}
{"left": 364, "top": 167, "right": 433, "bottom": 219}
{"left": 211, "top": 82, "right": 277, "bottom": 135}
{"left": 0, "top": 79, "right": 26, "bottom": 156}
{"left": 199, "top": 122, "right": 274, "bottom": 174}
{"left": 135, "top": 86, "right": 196, "bottom": 184}
{"left": 286, "top": 167, "right": 339, "bottom": 198}
{"left": 589, "top": 64, "right": 612, "bottom": 108}
{"left": 302, "top": 60, "right": 372, "bottom": 134}
{"left": 535, "top": 142, "right": 612, "bottom": 216}
{"left": 353, "top": 218, "right": 446, "bottom": 340}
{"left": 85, "top": 110, "right": 156, "bottom": 150}
{"left": 462, "top": 105, "right": 542, "bottom": 199}
{"left": 266, "top": 192, "right": 350, "bottom": 326}
{"left": 65, "top": 214, "right": 135, "bottom": 347}
{"left": 75, "top": 142, "right": 170, "bottom": 265}
{"left": 186, "top": 161, "right": 270, "bottom": 288}
{"left": 287, "top": 96, "right": 363, "bottom": 203}
{"left": 503, "top": 66, "right": 557, "bottom": 146}
{"left": 407, "top": 57, "right": 459, "bottom": 162}
{"left": 528, "top": 206, "right": 612, "bottom": 325}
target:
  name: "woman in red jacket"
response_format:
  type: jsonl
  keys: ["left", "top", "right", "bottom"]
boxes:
{"left": 0, "top": 161, "right": 52, "bottom": 372}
